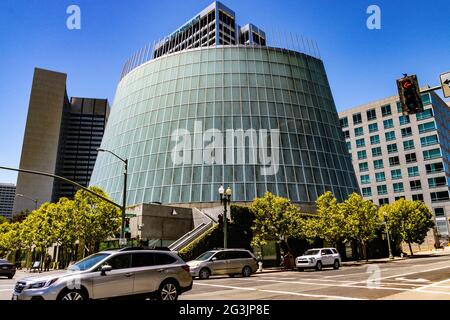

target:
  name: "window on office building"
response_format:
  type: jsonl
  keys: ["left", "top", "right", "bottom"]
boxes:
{"left": 389, "top": 156, "right": 400, "bottom": 166}
{"left": 381, "top": 104, "right": 392, "bottom": 117}
{"left": 340, "top": 117, "right": 348, "bottom": 128}
{"left": 420, "top": 135, "right": 438, "bottom": 147}
{"left": 370, "top": 135, "right": 380, "bottom": 145}
{"left": 396, "top": 101, "right": 403, "bottom": 113}
{"left": 357, "top": 150, "right": 367, "bottom": 160}
{"left": 403, "top": 140, "right": 415, "bottom": 150}
{"left": 418, "top": 121, "right": 436, "bottom": 134}
{"left": 412, "top": 194, "right": 424, "bottom": 201}
{"left": 408, "top": 166, "right": 419, "bottom": 177}
{"left": 383, "top": 119, "right": 394, "bottom": 129}
{"left": 368, "top": 123, "right": 378, "bottom": 133}
{"left": 377, "top": 185, "right": 388, "bottom": 195}
{"left": 353, "top": 113, "right": 362, "bottom": 125}
{"left": 387, "top": 143, "right": 398, "bottom": 154}
{"left": 367, "top": 109, "right": 377, "bottom": 121}
{"left": 434, "top": 208, "right": 445, "bottom": 217}
{"left": 346, "top": 142, "right": 351, "bottom": 152}
{"left": 376, "top": 172, "right": 386, "bottom": 182}
{"left": 372, "top": 147, "right": 382, "bottom": 157}
{"left": 379, "top": 198, "right": 389, "bottom": 206}
{"left": 405, "top": 153, "right": 417, "bottom": 163}
{"left": 362, "top": 187, "right": 372, "bottom": 197}
{"left": 393, "top": 182, "right": 404, "bottom": 193}
{"left": 428, "top": 177, "right": 447, "bottom": 188}
{"left": 391, "top": 169, "right": 402, "bottom": 180}
{"left": 395, "top": 196, "right": 406, "bottom": 201}
{"left": 361, "top": 175, "right": 371, "bottom": 184}
{"left": 374, "top": 159, "right": 384, "bottom": 169}
{"left": 356, "top": 138, "right": 365, "bottom": 148}
{"left": 401, "top": 127, "right": 412, "bottom": 137}
{"left": 359, "top": 162, "right": 369, "bottom": 172}
{"left": 426, "top": 162, "right": 444, "bottom": 174}
{"left": 410, "top": 180, "right": 422, "bottom": 191}
{"left": 385, "top": 131, "right": 396, "bottom": 141}
{"left": 416, "top": 109, "right": 433, "bottom": 121}
{"left": 354, "top": 127, "right": 364, "bottom": 136}
{"left": 343, "top": 130, "right": 350, "bottom": 139}
{"left": 431, "top": 191, "right": 449, "bottom": 202}
{"left": 399, "top": 115, "right": 410, "bottom": 125}
{"left": 423, "top": 148, "right": 441, "bottom": 160}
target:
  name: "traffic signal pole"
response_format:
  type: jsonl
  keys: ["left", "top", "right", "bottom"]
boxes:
{"left": 419, "top": 85, "right": 443, "bottom": 94}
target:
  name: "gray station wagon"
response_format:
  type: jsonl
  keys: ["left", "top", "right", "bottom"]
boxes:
{"left": 187, "top": 249, "right": 258, "bottom": 279}
{"left": 12, "top": 248, "right": 192, "bottom": 300}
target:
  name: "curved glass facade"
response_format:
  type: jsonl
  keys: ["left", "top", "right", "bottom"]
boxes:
{"left": 90, "top": 46, "right": 358, "bottom": 206}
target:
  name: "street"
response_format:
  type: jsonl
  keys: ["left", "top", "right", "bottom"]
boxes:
{"left": 1, "top": 253, "right": 449, "bottom": 300}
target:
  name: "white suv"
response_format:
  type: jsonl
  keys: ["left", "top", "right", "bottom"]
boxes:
{"left": 295, "top": 248, "right": 341, "bottom": 271}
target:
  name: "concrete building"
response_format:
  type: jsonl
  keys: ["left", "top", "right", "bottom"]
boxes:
{"left": 90, "top": 1, "right": 358, "bottom": 219}
{"left": 339, "top": 91, "right": 450, "bottom": 247}
{"left": 152, "top": 2, "right": 266, "bottom": 59}
{"left": 13, "top": 68, "right": 109, "bottom": 215}
{"left": 0, "top": 183, "right": 16, "bottom": 220}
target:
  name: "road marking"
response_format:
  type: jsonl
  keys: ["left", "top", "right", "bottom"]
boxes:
{"left": 194, "top": 282, "right": 365, "bottom": 300}
{"left": 395, "top": 277, "right": 430, "bottom": 283}
{"left": 0, "top": 289, "right": 12, "bottom": 292}
{"left": 413, "top": 278, "right": 450, "bottom": 291}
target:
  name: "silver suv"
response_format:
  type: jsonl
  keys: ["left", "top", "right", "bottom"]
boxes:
{"left": 187, "top": 249, "right": 258, "bottom": 279}
{"left": 295, "top": 248, "right": 341, "bottom": 271}
{"left": 12, "top": 248, "right": 192, "bottom": 300}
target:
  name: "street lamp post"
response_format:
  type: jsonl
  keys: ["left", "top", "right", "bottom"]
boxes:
{"left": 383, "top": 214, "right": 394, "bottom": 260}
{"left": 16, "top": 194, "right": 38, "bottom": 210}
{"left": 97, "top": 148, "right": 128, "bottom": 247}
{"left": 218, "top": 185, "right": 232, "bottom": 249}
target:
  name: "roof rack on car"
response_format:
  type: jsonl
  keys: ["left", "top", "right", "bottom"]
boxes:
{"left": 118, "top": 246, "right": 171, "bottom": 252}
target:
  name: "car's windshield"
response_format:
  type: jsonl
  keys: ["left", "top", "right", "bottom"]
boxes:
{"left": 195, "top": 251, "right": 216, "bottom": 261}
{"left": 304, "top": 249, "right": 320, "bottom": 256}
{"left": 68, "top": 253, "right": 110, "bottom": 271}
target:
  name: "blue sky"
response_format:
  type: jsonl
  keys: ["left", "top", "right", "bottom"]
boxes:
{"left": 0, "top": 0, "right": 449, "bottom": 183}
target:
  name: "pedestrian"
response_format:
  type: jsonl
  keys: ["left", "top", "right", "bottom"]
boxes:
{"left": 44, "top": 254, "right": 52, "bottom": 272}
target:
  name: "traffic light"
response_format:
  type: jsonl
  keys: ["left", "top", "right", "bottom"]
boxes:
{"left": 124, "top": 217, "right": 131, "bottom": 239}
{"left": 397, "top": 74, "right": 423, "bottom": 114}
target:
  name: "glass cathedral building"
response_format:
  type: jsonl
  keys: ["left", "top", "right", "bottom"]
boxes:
{"left": 89, "top": 2, "right": 358, "bottom": 209}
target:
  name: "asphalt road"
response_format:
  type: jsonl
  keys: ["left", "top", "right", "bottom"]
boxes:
{"left": 1, "top": 254, "right": 449, "bottom": 300}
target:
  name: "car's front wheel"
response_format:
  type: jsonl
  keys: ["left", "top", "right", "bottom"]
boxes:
{"left": 315, "top": 261, "right": 323, "bottom": 271}
{"left": 57, "top": 289, "right": 87, "bottom": 301}
{"left": 7, "top": 275, "right": 13, "bottom": 279}
{"left": 297, "top": 268, "right": 304, "bottom": 272}
{"left": 242, "top": 266, "right": 252, "bottom": 277}
{"left": 333, "top": 260, "right": 340, "bottom": 270}
{"left": 158, "top": 280, "right": 179, "bottom": 301}
{"left": 199, "top": 267, "right": 211, "bottom": 280}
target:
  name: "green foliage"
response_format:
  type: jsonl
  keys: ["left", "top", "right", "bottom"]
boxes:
{"left": 249, "top": 192, "right": 302, "bottom": 248}
{"left": 178, "top": 225, "right": 222, "bottom": 261}
{"left": 0, "top": 216, "right": 7, "bottom": 225}
{"left": 380, "top": 198, "right": 435, "bottom": 255}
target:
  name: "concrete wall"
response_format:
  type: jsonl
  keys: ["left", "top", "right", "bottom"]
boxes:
{"left": 13, "top": 68, "right": 67, "bottom": 214}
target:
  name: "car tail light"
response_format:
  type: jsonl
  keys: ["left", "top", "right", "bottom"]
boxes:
{"left": 182, "top": 265, "right": 190, "bottom": 273}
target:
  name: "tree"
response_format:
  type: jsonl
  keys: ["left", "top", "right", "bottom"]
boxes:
{"left": 380, "top": 199, "right": 434, "bottom": 256}
{"left": 73, "top": 186, "right": 121, "bottom": 255}
{"left": 340, "top": 193, "right": 381, "bottom": 261}
{"left": 0, "top": 222, "right": 22, "bottom": 259}
{"left": 249, "top": 192, "right": 302, "bottom": 252}
{"left": 0, "top": 216, "right": 7, "bottom": 225}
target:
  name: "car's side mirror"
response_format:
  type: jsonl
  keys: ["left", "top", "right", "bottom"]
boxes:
{"left": 100, "top": 264, "right": 112, "bottom": 276}
{"left": 211, "top": 257, "right": 217, "bottom": 262}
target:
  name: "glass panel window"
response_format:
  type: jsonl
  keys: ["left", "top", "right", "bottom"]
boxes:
{"left": 412, "top": 194, "right": 424, "bottom": 201}
{"left": 354, "top": 127, "right": 364, "bottom": 136}
{"left": 416, "top": 109, "right": 433, "bottom": 121}
{"left": 389, "top": 156, "right": 400, "bottom": 167}
{"left": 408, "top": 166, "right": 419, "bottom": 177}
{"left": 372, "top": 147, "right": 382, "bottom": 157}
{"left": 379, "top": 198, "right": 389, "bottom": 205}
{"left": 368, "top": 123, "right": 378, "bottom": 133}
{"left": 420, "top": 135, "right": 438, "bottom": 147}
{"left": 431, "top": 191, "right": 449, "bottom": 202}
{"left": 421, "top": 93, "right": 431, "bottom": 105}
{"left": 401, "top": 127, "right": 412, "bottom": 137}
{"left": 403, "top": 140, "right": 415, "bottom": 150}
{"left": 340, "top": 117, "right": 348, "bottom": 128}
{"left": 356, "top": 138, "right": 365, "bottom": 148}
{"left": 374, "top": 159, "right": 384, "bottom": 169}
{"left": 361, "top": 175, "right": 371, "bottom": 185}
{"left": 362, "top": 187, "right": 372, "bottom": 197}
{"left": 434, "top": 208, "right": 445, "bottom": 217}
{"left": 418, "top": 121, "right": 436, "bottom": 134}
{"left": 396, "top": 101, "right": 403, "bottom": 113}
{"left": 399, "top": 115, "right": 410, "bottom": 125}
{"left": 353, "top": 113, "right": 362, "bottom": 125}
{"left": 381, "top": 104, "right": 392, "bottom": 117}
{"left": 376, "top": 172, "right": 386, "bottom": 182}
{"left": 359, "top": 162, "right": 369, "bottom": 172}
{"left": 367, "top": 109, "right": 377, "bottom": 121}
{"left": 423, "top": 148, "right": 441, "bottom": 160}
{"left": 357, "top": 150, "right": 367, "bottom": 160}
{"left": 405, "top": 153, "right": 417, "bottom": 163}
{"left": 425, "top": 162, "right": 444, "bottom": 174}
{"left": 346, "top": 141, "right": 351, "bottom": 152}
{"left": 428, "top": 177, "right": 447, "bottom": 188}
{"left": 410, "top": 180, "right": 422, "bottom": 190}
{"left": 385, "top": 131, "right": 396, "bottom": 141}
{"left": 393, "top": 182, "right": 404, "bottom": 193}
{"left": 383, "top": 119, "right": 394, "bottom": 129}
{"left": 343, "top": 130, "right": 350, "bottom": 139}
{"left": 391, "top": 169, "right": 402, "bottom": 180}
{"left": 377, "top": 185, "right": 388, "bottom": 195}
{"left": 370, "top": 135, "right": 380, "bottom": 145}
{"left": 387, "top": 143, "right": 398, "bottom": 154}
